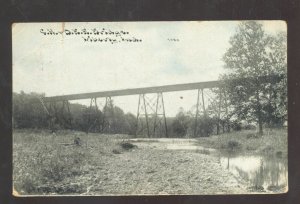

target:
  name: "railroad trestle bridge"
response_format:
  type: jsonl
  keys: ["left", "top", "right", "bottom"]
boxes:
{"left": 39, "top": 75, "right": 283, "bottom": 137}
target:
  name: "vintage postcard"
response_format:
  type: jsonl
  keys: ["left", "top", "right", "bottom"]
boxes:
{"left": 12, "top": 21, "right": 287, "bottom": 196}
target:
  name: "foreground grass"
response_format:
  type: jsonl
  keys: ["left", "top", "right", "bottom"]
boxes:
{"left": 196, "top": 128, "right": 287, "bottom": 155}
{"left": 13, "top": 129, "right": 131, "bottom": 195}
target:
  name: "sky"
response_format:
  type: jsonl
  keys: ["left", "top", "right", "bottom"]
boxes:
{"left": 12, "top": 21, "right": 286, "bottom": 117}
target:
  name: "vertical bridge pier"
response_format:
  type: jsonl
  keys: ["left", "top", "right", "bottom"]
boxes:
{"left": 39, "top": 76, "right": 282, "bottom": 137}
{"left": 85, "top": 97, "right": 115, "bottom": 134}
{"left": 39, "top": 99, "right": 73, "bottom": 132}
{"left": 40, "top": 80, "right": 230, "bottom": 137}
{"left": 192, "top": 88, "right": 230, "bottom": 137}
{"left": 136, "top": 93, "right": 168, "bottom": 138}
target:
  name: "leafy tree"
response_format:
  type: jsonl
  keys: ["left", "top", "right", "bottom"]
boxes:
{"left": 13, "top": 91, "right": 48, "bottom": 128}
{"left": 205, "top": 87, "right": 233, "bottom": 134}
{"left": 186, "top": 114, "right": 215, "bottom": 137}
{"left": 222, "top": 21, "right": 287, "bottom": 135}
{"left": 12, "top": 92, "right": 138, "bottom": 135}
{"left": 172, "top": 107, "right": 190, "bottom": 137}
{"left": 112, "top": 106, "right": 129, "bottom": 134}
{"left": 263, "top": 32, "right": 287, "bottom": 127}
{"left": 124, "top": 113, "right": 138, "bottom": 135}
{"left": 71, "top": 103, "right": 97, "bottom": 132}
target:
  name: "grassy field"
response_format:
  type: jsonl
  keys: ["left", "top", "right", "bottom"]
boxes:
{"left": 196, "top": 128, "right": 288, "bottom": 155}
{"left": 13, "top": 129, "right": 132, "bottom": 195}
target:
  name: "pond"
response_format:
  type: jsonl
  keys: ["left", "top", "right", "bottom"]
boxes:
{"left": 219, "top": 152, "right": 288, "bottom": 193}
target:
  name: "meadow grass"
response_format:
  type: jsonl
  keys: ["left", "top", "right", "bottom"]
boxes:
{"left": 13, "top": 129, "right": 131, "bottom": 194}
{"left": 196, "top": 128, "right": 287, "bottom": 155}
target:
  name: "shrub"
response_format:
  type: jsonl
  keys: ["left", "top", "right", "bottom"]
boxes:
{"left": 246, "top": 145, "right": 257, "bottom": 151}
{"left": 231, "top": 121, "right": 242, "bottom": 131}
{"left": 276, "top": 151, "right": 283, "bottom": 158}
{"left": 226, "top": 140, "right": 242, "bottom": 151}
{"left": 262, "top": 145, "right": 275, "bottom": 154}
{"left": 120, "top": 142, "right": 136, "bottom": 150}
{"left": 246, "top": 133, "right": 260, "bottom": 139}
{"left": 112, "top": 149, "right": 121, "bottom": 154}
{"left": 243, "top": 124, "right": 256, "bottom": 130}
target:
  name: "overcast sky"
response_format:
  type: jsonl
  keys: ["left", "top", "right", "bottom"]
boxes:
{"left": 13, "top": 21, "right": 286, "bottom": 116}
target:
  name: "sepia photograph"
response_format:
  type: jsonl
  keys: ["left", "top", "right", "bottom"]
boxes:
{"left": 12, "top": 21, "right": 287, "bottom": 196}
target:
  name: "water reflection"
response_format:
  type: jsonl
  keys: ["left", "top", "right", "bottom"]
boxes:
{"left": 220, "top": 152, "right": 288, "bottom": 193}
{"left": 130, "top": 138, "right": 288, "bottom": 193}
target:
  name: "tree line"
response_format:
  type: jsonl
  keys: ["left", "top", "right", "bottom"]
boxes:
{"left": 12, "top": 91, "right": 137, "bottom": 135}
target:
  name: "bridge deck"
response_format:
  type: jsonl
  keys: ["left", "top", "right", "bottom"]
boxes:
{"left": 44, "top": 80, "right": 220, "bottom": 102}
{"left": 43, "top": 74, "right": 284, "bottom": 102}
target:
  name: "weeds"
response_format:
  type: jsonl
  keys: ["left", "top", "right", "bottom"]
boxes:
{"left": 196, "top": 149, "right": 210, "bottom": 155}
{"left": 13, "top": 130, "right": 129, "bottom": 195}
{"left": 13, "top": 142, "right": 90, "bottom": 194}
{"left": 196, "top": 129, "right": 287, "bottom": 155}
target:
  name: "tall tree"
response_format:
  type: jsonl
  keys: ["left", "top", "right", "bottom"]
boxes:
{"left": 264, "top": 32, "right": 287, "bottom": 127}
{"left": 222, "top": 21, "right": 287, "bottom": 135}
{"left": 13, "top": 91, "right": 48, "bottom": 129}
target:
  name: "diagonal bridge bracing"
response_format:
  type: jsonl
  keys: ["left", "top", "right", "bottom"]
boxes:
{"left": 40, "top": 75, "right": 284, "bottom": 137}
{"left": 41, "top": 80, "right": 220, "bottom": 137}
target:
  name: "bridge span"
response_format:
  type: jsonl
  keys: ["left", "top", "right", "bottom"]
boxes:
{"left": 39, "top": 75, "right": 283, "bottom": 138}
{"left": 43, "top": 80, "right": 220, "bottom": 102}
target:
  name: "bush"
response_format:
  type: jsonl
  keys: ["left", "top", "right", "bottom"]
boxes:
{"left": 120, "top": 142, "right": 136, "bottom": 150}
{"left": 112, "top": 149, "right": 121, "bottom": 154}
{"left": 231, "top": 121, "right": 242, "bottom": 131}
{"left": 246, "top": 145, "right": 257, "bottom": 151}
{"left": 226, "top": 140, "right": 242, "bottom": 151}
{"left": 246, "top": 133, "right": 260, "bottom": 139}
{"left": 189, "top": 116, "right": 215, "bottom": 137}
{"left": 262, "top": 145, "right": 275, "bottom": 154}
{"left": 243, "top": 124, "right": 256, "bottom": 130}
